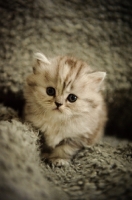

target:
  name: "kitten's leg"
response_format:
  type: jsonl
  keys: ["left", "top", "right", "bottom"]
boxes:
{"left": 46, "top": 143, "right": 79, "bottom": 167}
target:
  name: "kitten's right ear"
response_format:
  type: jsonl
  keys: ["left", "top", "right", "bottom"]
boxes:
{"left": 33, "top": 53, "right": 51, "bottom": 74}
{"left": 87, "top": 71, "right": 106, "bottom": 92}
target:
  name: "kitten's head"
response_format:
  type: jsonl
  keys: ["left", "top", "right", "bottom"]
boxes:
{"left": 26, "top": 53, "right": 106, "bottom": 120}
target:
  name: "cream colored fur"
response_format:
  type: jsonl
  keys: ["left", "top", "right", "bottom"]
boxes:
{"left": 24, "top": 53, "right": 107, "bottom": 166}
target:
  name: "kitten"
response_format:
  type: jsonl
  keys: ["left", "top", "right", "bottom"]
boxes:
{"left": 24, "top": 53, "right": 107, "bottom": 166}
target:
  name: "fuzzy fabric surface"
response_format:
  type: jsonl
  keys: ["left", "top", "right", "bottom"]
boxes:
{"left": 0, "top": 0, "right": 132, "bottom": 199}
{"left": 0, "top": 105, "right": 132, "bottom": 200}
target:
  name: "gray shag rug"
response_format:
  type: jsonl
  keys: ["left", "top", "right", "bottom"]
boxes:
{"left": 0, "top": 0, "right": 132, "bottom": 199}
{"left": 0, "top": 105, "right": 132, "bottom": 200}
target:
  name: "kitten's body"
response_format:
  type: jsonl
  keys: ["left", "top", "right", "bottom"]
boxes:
{"left": 24, "top": 53, "right": 107, "bottom": 166}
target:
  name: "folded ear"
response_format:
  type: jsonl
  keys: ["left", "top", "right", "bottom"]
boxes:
{"left": 87, "top": 72, "right": 106, "bottom": 92}
{"left": 33, "top": 52, "right": 51, "bottom": 74}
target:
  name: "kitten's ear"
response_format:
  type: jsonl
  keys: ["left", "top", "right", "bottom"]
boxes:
{"left": 87, "top": 72, "right": 106, "bottom": 92}
{"left": 33, "top": 52, "right": 51, "bottom": 74}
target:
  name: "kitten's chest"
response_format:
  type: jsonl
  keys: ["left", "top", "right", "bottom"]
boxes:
{"left": 40, "top": 116, "right": 90, "bottom": 149}
{"left": 41, "top": 120, "right": 67, "bottom": 148}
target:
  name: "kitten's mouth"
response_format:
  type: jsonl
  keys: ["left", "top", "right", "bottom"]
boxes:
{"left": 53, "top": 107, "right": 62, "bottom": 113}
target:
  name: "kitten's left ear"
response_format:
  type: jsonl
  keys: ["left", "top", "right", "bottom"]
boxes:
{"left": 33, "top": 52, "right": 51, "bottom": 74}
{"left": 87, "top": 72, "right": 106, "bottom": 92}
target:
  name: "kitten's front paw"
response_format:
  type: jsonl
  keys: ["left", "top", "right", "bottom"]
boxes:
{"left": 50, "top": 158, "right": 70, "bottom": 167}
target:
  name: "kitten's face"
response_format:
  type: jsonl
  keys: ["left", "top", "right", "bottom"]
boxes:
{"left": 26, "top": 53, "right": 105, "bottom": 120}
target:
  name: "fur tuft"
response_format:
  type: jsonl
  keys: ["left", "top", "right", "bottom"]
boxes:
{"left": 34, "top": 52, "right": 51, "bottom": 64}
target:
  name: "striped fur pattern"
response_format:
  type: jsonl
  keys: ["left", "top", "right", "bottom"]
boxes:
{"left": 24, "top": 53, "right": 107, "bottom": 166}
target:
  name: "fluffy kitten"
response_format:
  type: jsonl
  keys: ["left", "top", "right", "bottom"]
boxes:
{"left": 24, "top": 53, "right": 107, "bottom": 166}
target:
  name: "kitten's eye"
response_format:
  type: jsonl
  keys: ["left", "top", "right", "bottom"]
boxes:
{"left": 67, "top": 94, "right": 77, "bottom": 103}
{"left": 46, "top": 87, "right": 55, "bottom": 96}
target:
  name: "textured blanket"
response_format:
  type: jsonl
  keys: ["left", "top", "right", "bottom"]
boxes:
{"left": 0, "top": 0, "right": 132, "bottom": 199}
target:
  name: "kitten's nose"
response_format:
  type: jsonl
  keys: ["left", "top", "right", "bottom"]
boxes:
{"left": 55, "top": 102, "right": 62, "bottom": 108}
